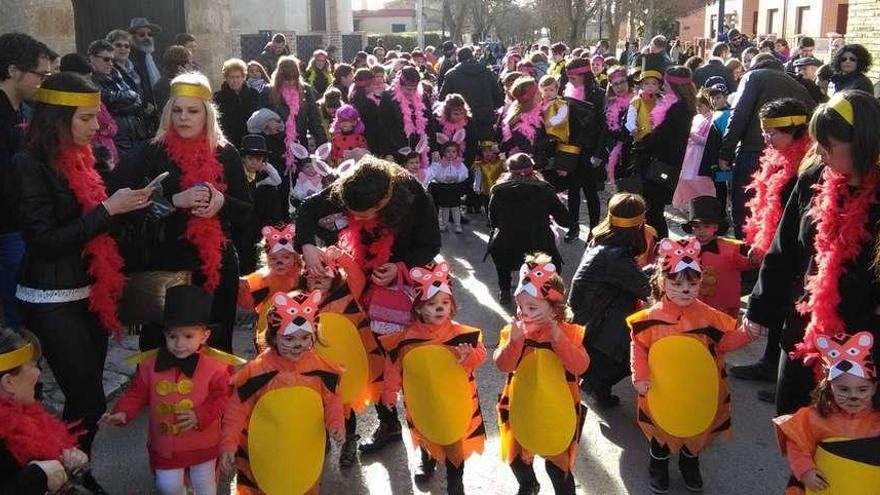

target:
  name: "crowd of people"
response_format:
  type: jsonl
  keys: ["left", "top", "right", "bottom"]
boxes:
{"left": 0, "top": 16, "right": 879, "bottom": 495}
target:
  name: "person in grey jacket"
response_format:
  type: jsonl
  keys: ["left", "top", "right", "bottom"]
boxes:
{"left": 568, "top": 193, "right": 650, "bottom": 407}
{"left": 718, "top": 54, "right": 815, "bottom": 238}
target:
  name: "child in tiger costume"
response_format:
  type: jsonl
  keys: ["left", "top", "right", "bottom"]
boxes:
{"left": 628, "top": 237, "right": 758, "bottom": 493}
{"left": 379, "top": 259, "right": 486, "bottom": 494}
{"left": 494, "top": 252, "right": 590, "bottom": 495}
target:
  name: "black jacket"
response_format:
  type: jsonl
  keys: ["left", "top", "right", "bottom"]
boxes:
{"left": 127, "top": 142, "right": 253, "bottom": 272}
{"left": 692, "top": 58, "right": 736, "bottom": 90}
{"left": 720, "top": 58, "right": 815, "bottom": 161}
{"left": 128, "top": 47, "right": 157, "bottom": 104}
{"left": 214, "top": 83, "right": 260, "bottom": 150}
{"left": 438, "top": 60, "right": 505, "bottom": 141}
{"left": 829, "top": 71, "right": 874, "bottom": 95}
{"left": 12, "top": 150, "right": 115, "bottom": 290}
{"left": 378, "top": 90, "right": 436, "bottom": 156}
{"left": 0, "top": 440, "right": 48, "bottom": 495}
{"left": 747, "top": 163, "right": 880, "bottom": 353}
{"left": 568, "top": 242, "right": 649, "bottom": 360}
{"left": 293, "top": 175, "right": 441, "bottom": 269}
{"left": 488, "top": 178, "right": 571, "bottom": 269}
{"left": 92, "top": 69, "right": 142, "bottom": 117}
{"left": 0, "top": 91, "right": 27, "bottom": 234}
{"left": 351, "top": 90, "right": 385, "bottom": 155}
{"left": 258, "top": 84, "right": 327, "bottom": 146}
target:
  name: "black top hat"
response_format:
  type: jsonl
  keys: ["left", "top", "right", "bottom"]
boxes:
{"left": 164, "top": 285, "right": 214, "bottom": 328}
{"left": 128, "top": 17, "right": 163, "bottom": 34}
{"left": 240, "top": 134, "right": 269, "bottom": 156}
{"left": 682, "top": 196, "right": 729, "bottom": 235}
{"left": 441, "top": 41, "right": 457, "bottom": 54}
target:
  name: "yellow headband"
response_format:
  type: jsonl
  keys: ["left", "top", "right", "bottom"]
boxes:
{"left": 760, "top": 115, "right": 808, "bottom": 129}
{"left": 170, "top": 82, "right": 213, "bottom": 101}
{"left": 828, "top": 93, "right": 854, "bottom": 126}
{"left": 638, "top": 70, "right": 663, "bottom": 82}
{"left": 35, "top": 88, "right": 101, "bottom": 107}
{"left": 610, "top": 213, "right": 645, "bottom": 228}
{"left": 0, "top": 343, "right": 34, "bottom": 373}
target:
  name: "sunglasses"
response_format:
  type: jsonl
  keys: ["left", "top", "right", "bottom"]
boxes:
{"left": 840, "top": 55, "right": 858, "bottom": 62}
{"left": 113, "top": 42, "right": 130, "bottom": 49}
{"left": 93, "top": 55, "right": 113, "bottom": 63}
{"left": 136, "top": 31, "right": 153, "bottom": 38}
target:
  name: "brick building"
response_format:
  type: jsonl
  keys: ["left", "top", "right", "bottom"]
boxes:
{"left": 845, "top": 0, "right": 880, "bottom": 82}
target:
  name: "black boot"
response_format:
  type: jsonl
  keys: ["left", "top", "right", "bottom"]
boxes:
{"left": 414, "top": 448, "right": 436, "bottom": 483}
{"left": 339, "top": 434, "right": 360, "bottom": 467}
{"left": 445, "top": 459, "right": 465, "bottom": 495}
{"left": 80, "top": 471, "right": 111, "bottom": 495}
{"left": 510, "top": 457, "right": 540, "bottom": 495}
{"left": 679, "top": 451, "right": 704, "bottom": 492}
{"left": 729, "top": 361, "right": 777, "bottom": 382}
{"left": 649, "top": 450, "right": 670, "bottom": 493}
{"left": 359, "top": 406, "right": 402, "bottom": 453}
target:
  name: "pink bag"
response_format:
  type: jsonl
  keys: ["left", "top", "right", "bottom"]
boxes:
{"left": 363, "top": 268, "right": 413, "bottom": 334}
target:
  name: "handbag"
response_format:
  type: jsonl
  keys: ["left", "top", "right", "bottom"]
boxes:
{"left": 644, "top": 158, "right": 679, "bottom": 191}
{"left": 363, "top": 268, "right": 413, "bottom": 334}
{"left": 118, "top": 270, "right": 191, "bottom": 325}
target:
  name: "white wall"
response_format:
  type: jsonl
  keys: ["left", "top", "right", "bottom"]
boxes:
{"left": 355, "top": 15, "right": 414, "bottom": 33}
{"left": 230, "top": 0, "right": 309, "bottom": 32}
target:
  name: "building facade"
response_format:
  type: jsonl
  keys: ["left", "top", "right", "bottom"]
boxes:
{"left": 755, "top": 0, "right": 848, "bottom": 39}
{"left": 352, "top": 8, "right": 415, "bottom": 33}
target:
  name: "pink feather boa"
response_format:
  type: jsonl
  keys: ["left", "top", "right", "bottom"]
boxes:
{"left": 605, "top": 93, "right": 631, "bottom": 180}
{"left": 501, "top": 104, "right": 543, "bottom": 145}
{"left": 435, "top": 112, "right": 468, "bottom": 139}
{"left": 795, "top": 167, "right": 879, "bottom": 359}
{"left": 563, "top": 83, "right": 585, "bottom": 101}
{"left": 743, "top": 137, "right": 811, "bottom": 255}
{"left": 391, "top": 77, "right": 427, "bottom": 139}
{"left": 281, "top": 85, "right": 301, "bottom": 172}
{"left": 649, "top": 91, "right": 678, "bottom": 131}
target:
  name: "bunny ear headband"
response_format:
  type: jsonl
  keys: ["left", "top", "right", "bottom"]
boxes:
{"left": 435, "top": 128, "right": 466, "bottom": 145}
{"left": 290, "top": 142, "right": 333, "bottom": 177}
{"left": 514, "top": 261, "right": 563, "bottom": 302}
{"left": 658, "top": 237, "right": 702, "bottom": 275}
{"left": 409, "top": 261, "right": 452, "bottom": 301}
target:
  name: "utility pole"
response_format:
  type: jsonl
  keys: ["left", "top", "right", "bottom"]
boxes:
{"left": 417, "top": 0, "right": 425, "bottom": 48}
{"left": 717, "top": 0, "right": 725, "bottom": 40}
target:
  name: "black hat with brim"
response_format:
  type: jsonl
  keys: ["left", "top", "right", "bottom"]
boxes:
{"left": 163, "top": 285, "right": 214, "bottom": 328}
{"left": 240, "top": 134, "right": 269, "bottom": 156}
{"left": 681, "top": 195, "right": 729, "bottom": 235}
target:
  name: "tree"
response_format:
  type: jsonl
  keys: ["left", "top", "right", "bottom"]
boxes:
{"left": 493, "top": 1, "right": 541, "bottom": 44}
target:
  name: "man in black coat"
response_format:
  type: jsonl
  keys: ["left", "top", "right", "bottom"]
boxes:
{"left": 214, "top": 70, "right": 260, "bottom": 153}
{"left": 127, "top": 17, "right": 162, "bottom": 103}
{"left": 439, "top": 47, "right": 504, "bottom": 141}
{"left": 693, "top": 43, "right": 735, "bottom": 89}
{"left": 435, "top": 41, "right": 458, "bottom": 89}
{"left": 719, "top": 54, "right": 815, "bottom": 238}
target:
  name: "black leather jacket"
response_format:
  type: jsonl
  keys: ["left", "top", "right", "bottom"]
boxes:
{"left": 92, "top": 68, "right": 143, "bottom": 116}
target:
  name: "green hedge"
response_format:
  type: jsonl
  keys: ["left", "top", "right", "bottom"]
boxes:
{"left": 367, "top": 32, "right": 445, "bottom": 51}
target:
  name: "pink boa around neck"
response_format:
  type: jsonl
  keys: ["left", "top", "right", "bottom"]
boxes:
{"left": 649, "top": 91, "right": 678, "bottom": 131}
{"left": 563, "top": 83, "right": 585, "bottom": 101}
{"left": 605, "top": 93, "right": 631, "bottom": 180}
{"left": 436, "top": 112, "right": 468, "bottom": 139}
{"left": 281, "top": 85, "right": 301, "bottom": 172}
{"left": 391, "top": 77, "right": 427, "bottom": 139}
{"left": 501, "top": 104, "right": 543, "bottom": 145}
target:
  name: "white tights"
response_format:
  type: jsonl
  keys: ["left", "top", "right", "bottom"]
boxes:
{"left": 154, "top": 459, "right": 217, "bottom": 495}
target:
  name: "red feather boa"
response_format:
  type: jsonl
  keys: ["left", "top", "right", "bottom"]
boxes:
{"left": 0, "top": 399, "right": 78, "bottom": 467}
{"left": 56, "top": 145, "right": 125, "bottom": 335}
{"left": 338, "top": 216, "right": 394, "bottom": 276}
{"left": 162, "top": 129, "right": 228, "bottom": 291}
{"left": 743, "top": 137, "right": 812, "bottom": 254}
{"left": 796, "top": 167, "right": 879, "bottom": 358}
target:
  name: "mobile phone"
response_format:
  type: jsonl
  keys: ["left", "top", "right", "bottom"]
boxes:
{"left": 146, "top": 171, "right": 170, "bottom": 189}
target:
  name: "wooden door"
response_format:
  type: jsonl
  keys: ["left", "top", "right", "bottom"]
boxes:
{"left": 836, "top": 4, "right": 848, "bottom": 35}
{"left": 72, "top": 0, "right": 186, "bottom": 55}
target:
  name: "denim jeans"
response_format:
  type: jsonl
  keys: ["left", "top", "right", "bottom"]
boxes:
{"left": 731, "top": 151, "right": 761, "bottom": 239}
{"left": 0, "top": 231, "right": 24, "bottom": 326}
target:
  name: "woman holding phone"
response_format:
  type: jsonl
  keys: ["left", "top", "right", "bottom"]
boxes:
{"left": 134, "top": 72, "right": 252, "bottom": 353}
{"left": 11, "top": 73, "right": 153, "bottom": 492}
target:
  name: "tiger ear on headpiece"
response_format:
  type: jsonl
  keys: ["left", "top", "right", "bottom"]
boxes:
{"left": 815, "top": 331, "right": 876, "bottom": 380}
{"left": 658, "top": 237, "right": 702, "bottom": 274}
{"left": 262, "top": 224, "right": 296, "bottom": 254}
{"left": 409, "top": 261, "right": 452, "bottom": 301}
{"left": 514, "top": 261, "right": 563, "bottom": 302}
{"left": 270, "top": 290, "right": 323, "bottom": 336}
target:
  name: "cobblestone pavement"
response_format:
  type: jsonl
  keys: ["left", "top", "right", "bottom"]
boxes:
{"left": 65, "top": 191, "right": 788, "bottom": 494}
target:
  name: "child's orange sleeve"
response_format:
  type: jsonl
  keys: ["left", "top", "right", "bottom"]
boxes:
{"left": 552, "top": 325, "right": 589, "bottom": 375}
{"left": 322, "top": 380, "right": 345, "bottom": 433}
{"left": 335, "top": 251, "right": 366, "bottom": 301}
{"left": 494, "top": 326, "right": 525, "bottom": 373}
{"left": 460, "top": 334, "right": 487, "bottom": 372}
{"left": 221, "top": 368, "right": 257, "bottom": 453}
{"left": 785, "top": 437, "right": 817, "bottom": 480}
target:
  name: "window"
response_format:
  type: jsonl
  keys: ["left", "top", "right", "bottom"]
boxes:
{"left": 310, "top": 0, "right": 327, "bottom": 32}
{"left": 710, "top": 14, "right": 718, "bottom": 39}
{"left": 392, "top": 23, "right": 407, "bottom": 33}
{"left": 795, "top": 6, "right": 810, "bottom": 35}
{"left": 353, "top": 19, "right": 361, "bottom": 31}
{"left": 766, "top": 8, "right": 778, "bottom": 34}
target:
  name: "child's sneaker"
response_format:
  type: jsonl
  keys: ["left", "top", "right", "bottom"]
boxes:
{"left": 454, "top": 225, "right": 463, "bottom": 234}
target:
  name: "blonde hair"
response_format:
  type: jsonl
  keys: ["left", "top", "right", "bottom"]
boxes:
{"left": 222, "top": 58, "right": 247, "bottom": 78}
{"left": 153, "top": 72, "right": 226, "bottom": 150}
{"left": 269, "top": 55, "right": 304, "bottom": 106}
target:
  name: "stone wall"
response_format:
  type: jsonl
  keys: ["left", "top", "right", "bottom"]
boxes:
{"left": 845, "top": 0, "right": 880, "bottom": 83}
{"left": 185, "top": 0, "right": 233, "bottom": 89}
{"left": 0, "top": 0, "right": 76, "bottom": 56}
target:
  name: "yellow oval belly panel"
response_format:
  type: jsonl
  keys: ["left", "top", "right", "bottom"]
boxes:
{"left": 248, "top": 387, "right": 326, "bottom": 495}
{"left": 401, "top": 344, "right": 472, "bottom": 446}
{"left": 647, "top": 335, "right": 719, "bottom": 438}
{"left": 809, "top": 437, "right": 880, "bottom": 495}
{"left": 315, "top": 312, "right": 369, "bottom": 404}
{"left": 509, "top": 348, "right": 577, "bottom": 456}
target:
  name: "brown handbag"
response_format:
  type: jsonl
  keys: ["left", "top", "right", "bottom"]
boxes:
{"left": 118, "top": 271, "right": 192, "bottom": 325}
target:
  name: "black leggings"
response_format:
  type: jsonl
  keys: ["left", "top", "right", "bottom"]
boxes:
{"left": 509, "top": 456, "right": 575, "bottom": 494}
{"left": 496, "top": 266, "right": 513, "bottom": 293}
{"left": 642, "top": 181, "right": 670, "bottom": 239}
{"left": 581, "top": 347, "right": 629, "bottom": 398}
{"left": 22, "top": 299, "right": 108, "bottom": 454}
{"left": 567, "top": 176, "right": 601, "bottom": 231}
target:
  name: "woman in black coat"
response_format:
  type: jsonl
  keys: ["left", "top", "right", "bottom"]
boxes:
{"left": 214, "top": 58, "right": 260, "bottom": 152}
{"left": 12, "top": 73, "right": 153, "bottom": 466}
{"left": 379, "top": 66, "right": 436, "bottom": 157}
{"left": 630, "top": 66, "right": 696, "bottom": 238}
{"left": 827, "top": 44, "right": 874, "bottom": 97}
{"left": 351, "top": 68, "right": 387, "bottom": 156}
{"left": 568, "top": 193, "right": 650, "bottom": 406}
{"left": 132, "top": 73, "right": 252, "bottom": 353}
{"left": 745, "top": 91, "right": 880, "bottom": 418}
{"left": 488, "top": 153, "right": 572, "bottom": 304}
{"left": 294, "top": 155, "right": 440, "bottom": 454}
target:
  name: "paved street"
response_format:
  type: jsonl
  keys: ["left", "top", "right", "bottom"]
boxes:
{"left": 88, "top": 204, "right": 788, "bottom": 494}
